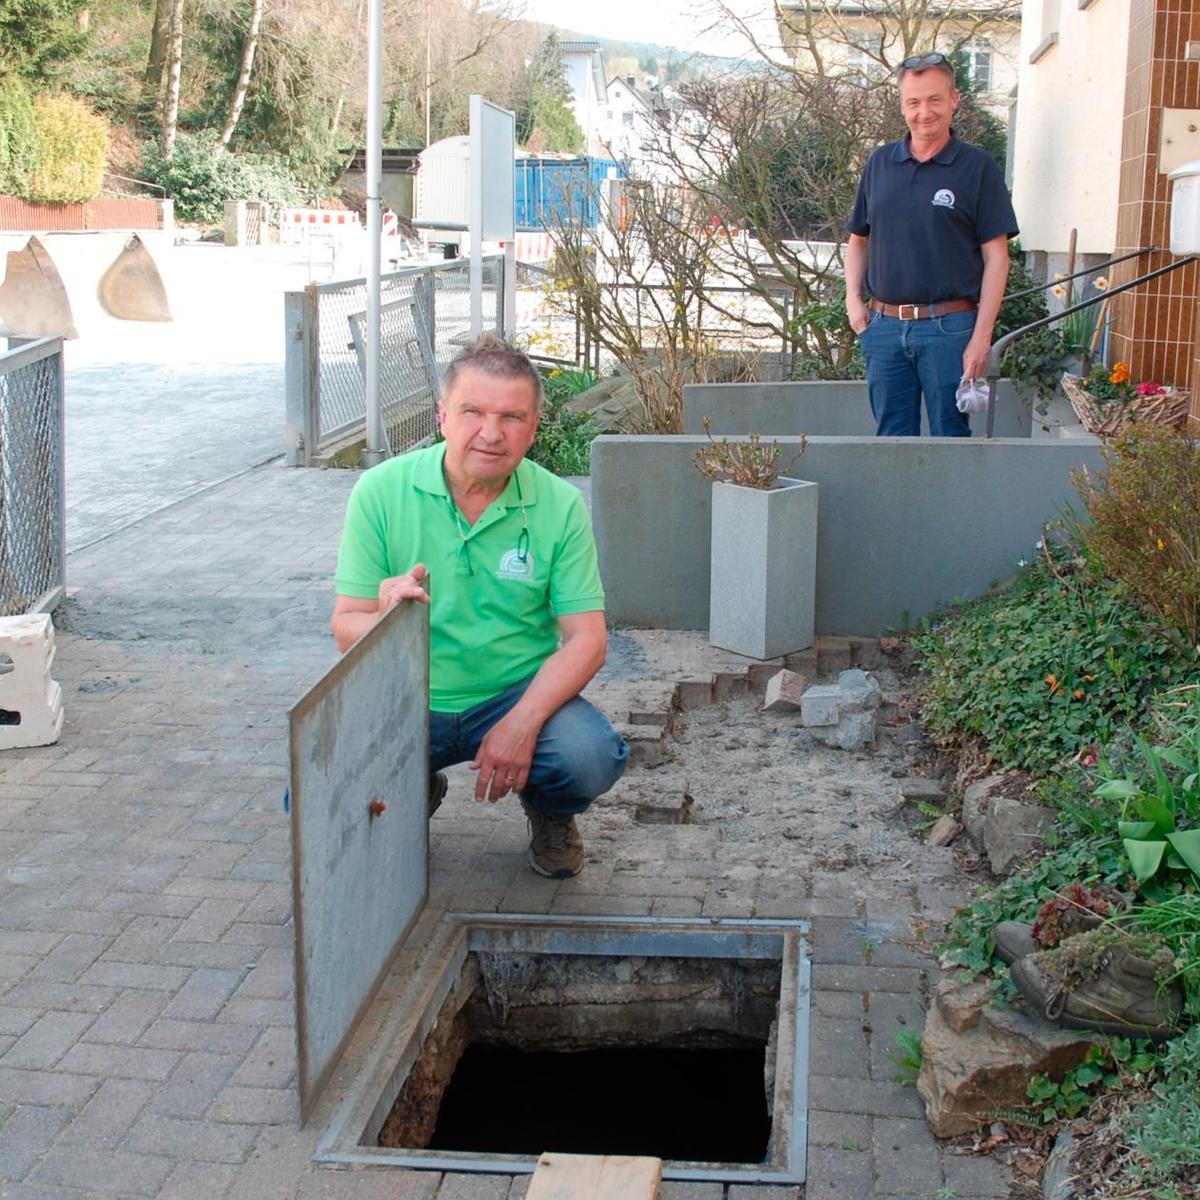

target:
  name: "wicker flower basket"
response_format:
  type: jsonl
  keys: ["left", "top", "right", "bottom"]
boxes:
{"left": 1062, "top": 373, "right": 1190, "bottom": 438}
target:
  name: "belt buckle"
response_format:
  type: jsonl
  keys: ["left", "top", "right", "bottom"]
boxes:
{"left": 897, "top": 303, "right": 921, "bottom": 321}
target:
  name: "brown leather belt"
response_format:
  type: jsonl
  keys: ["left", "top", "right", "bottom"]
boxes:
{"left": 868, "top": 298, "right": 977, "bottom": 321}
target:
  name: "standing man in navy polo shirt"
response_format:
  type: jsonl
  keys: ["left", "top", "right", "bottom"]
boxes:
{"left": 844, "top": 52, "right": 1019, "bottom": 436}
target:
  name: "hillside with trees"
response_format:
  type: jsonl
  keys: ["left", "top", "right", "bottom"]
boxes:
{"left": 0, "top": 0, "right": 604, "bottom": 220}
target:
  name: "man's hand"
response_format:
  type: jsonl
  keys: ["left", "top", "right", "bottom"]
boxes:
{"left": 331, "top": 564, "right": 428, "bottom": 652}
{"left": 378, "top": 564, "right": 429, "bottom": 612}
{"left": 471, "top": 709, "right": 540, "bottom": 803}
{"left": 848, "top": 299, "right": 871, "bottom": 335}
{"left": 962, "top": 334, "right": 991, "bottom": 383}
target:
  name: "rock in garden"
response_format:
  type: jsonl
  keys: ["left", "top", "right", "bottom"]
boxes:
{"left": 898, "top": 777, "right": 949, "bottom": 809}
{"left": 961, "top": 774, "right": 1007, "bottom": 846}
{"left": 985, "top": 797, "right": 1056, "bottom": 875}
{"left": 810, "top": 710, "right": 876, "bottom": 751}
{"left": 837, "top": 669, "right": 882, "bottom": 713}
{"left": 762, "top": 669, "right": 808, "bottom": 713}
{"left": 925, "top": 814, "right": 962, "bottom": 847}
{"left": 800, "top": 684, "right": 841, "bottom": 727}
{"left": 918, "top": 978, "right": 1101, "bottom": 1138}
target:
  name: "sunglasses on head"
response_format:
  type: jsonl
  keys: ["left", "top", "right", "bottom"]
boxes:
{"left": 898, "top": 52, "right": 953, "bottom": 73}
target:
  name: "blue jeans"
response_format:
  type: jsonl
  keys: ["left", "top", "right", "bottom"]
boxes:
{"left": 430, "top": 676, "right": 629, "bottom": 816}
{"left": 858, "top": 309, "right": 975, "bottom": 437}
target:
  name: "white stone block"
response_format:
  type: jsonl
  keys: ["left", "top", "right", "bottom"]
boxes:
{"left": 0, "top": 614, "right": 64, "bottom": 750}
{"left": 800, "top": 684, "right": 841, "bottom": 727}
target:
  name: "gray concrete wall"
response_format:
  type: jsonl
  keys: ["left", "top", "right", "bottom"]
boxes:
{"left": 592, "top": 435, "right": 1105, "bottom": 636}
{"left": 683, "top": 379, "right": 1032, "bottom": 439}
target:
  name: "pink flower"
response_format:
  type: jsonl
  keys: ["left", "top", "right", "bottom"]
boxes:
{"left": 1135, "top": 381, "right": 1166, "bottom": 396}
{"left": 1080, "top": 747, "right": 1098, "bottom": 768}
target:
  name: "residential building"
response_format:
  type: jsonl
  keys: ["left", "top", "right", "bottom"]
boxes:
{"left": 775, "top": 1, "right": 1021, "bottom": 120}
{"left": 593, "top": 76, "right": 709, "bottom": 180}
{"left": 1011, "top": 0, "right": 1200, "bottom": 421}
{"left": 559, "top": 41, "right": 609, "bottom": 157}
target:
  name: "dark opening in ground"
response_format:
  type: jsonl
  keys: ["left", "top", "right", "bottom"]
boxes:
{"left": 428, "top": 1042, "right": 771, "bottom": 1163}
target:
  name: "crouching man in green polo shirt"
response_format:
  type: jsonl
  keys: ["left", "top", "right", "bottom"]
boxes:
{"left": 331, "top": 336, "right": 629, "bottom": 879}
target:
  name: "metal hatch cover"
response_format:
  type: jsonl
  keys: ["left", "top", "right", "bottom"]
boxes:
{"left": 290, "top": 601, "right": 430, "bottom": 1123}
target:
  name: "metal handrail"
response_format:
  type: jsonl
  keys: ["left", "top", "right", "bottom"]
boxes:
{"left": 984, "top": 253, "right": 1199, "bottom": 437}
{"left": 1002, "top": 246, "right": 1155, "bottom": 303}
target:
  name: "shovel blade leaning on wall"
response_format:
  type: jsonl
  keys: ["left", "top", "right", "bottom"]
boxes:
{"left": 0, "top": 236, "right": 79, "bottom": 339}
{"left": 97, "top": 234, "right": 172, "bottom": 323}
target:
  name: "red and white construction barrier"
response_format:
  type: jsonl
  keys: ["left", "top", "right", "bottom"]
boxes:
{"left": 280, "top": 208, "right": 400, "bottom": 246}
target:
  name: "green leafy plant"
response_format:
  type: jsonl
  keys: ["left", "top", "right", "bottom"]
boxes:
{"left": 28, "top": 92, "right": 107, "bottom": 203}
{"left": 137, "top": 132, "right": 304, "bottom": 224}
{"left": 915, "top": 548, "right": 1187, "bottom": 773}
{"left": 994, "top": 247, "right": 1065, "bottom": 412}
{"left": 1072, "top": 427, "right": 1200, "bottom": 652}
{"left": 693, "top": 418, "right": 807, "bottom": 490}
{"left": 526, "top": 367, "right": 600, "bottom": 477}
{"left": 885, "top": 1029, "right": 923, "bottom": 1085}
{"left": 1127, "top": 894, "right": 1200, "bottom": 1021}
{"left": 1027, "top": 1038, "right": 1158, "bottom": 1123}
{"left": 1120, "top": 1025, "right": 1200, "bottom": 1187}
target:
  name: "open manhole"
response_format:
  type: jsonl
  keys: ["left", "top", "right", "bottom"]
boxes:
{"left": 316, "top": 915, "right": 810, "bottom": 1184}
{"left": 289, "top": 608, "right": 809, "bottom": 1184}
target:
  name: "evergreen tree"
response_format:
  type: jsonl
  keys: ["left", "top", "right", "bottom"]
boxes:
{"left": 0, "top": 0, "right": 90, "bottom": 83}
{"left": 515, "top": 33, "right": 584, "bottom": 154}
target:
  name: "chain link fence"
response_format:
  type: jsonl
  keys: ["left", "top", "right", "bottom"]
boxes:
{"left": 0, "top": 338, "right": 65, "bottom": 616}
{"left": 285, "top": 256, "right": 504, "bottom": 466}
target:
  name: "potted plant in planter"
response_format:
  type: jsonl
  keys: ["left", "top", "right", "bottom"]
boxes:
{"left": 694, "top": 421, "right": 815, "bottom": 660}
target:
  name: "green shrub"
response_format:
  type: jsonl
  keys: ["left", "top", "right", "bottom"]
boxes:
{"left": 527, "top": 368, "right": 600, "bottom": 477}
{"left": 1073, "top": 427, "right": 1200, "bottom": 653}
{"left": 137, "top": 132, "right": 303, "bottom": 225}
{"left": 1120, "top": 1024, "right": 1200, "bottom": 1188}
{"left": 914, "top": 551, "right": 1189, "bottom": 773}
{"left": 0, "top": 76, "right": 39, "bottom": 196}
{"left": 28, "top": 93, "right": 106, "bottom": 202}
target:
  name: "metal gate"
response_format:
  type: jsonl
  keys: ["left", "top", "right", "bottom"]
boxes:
{"left": 0, "top": 338, "right": 65, "bottom": 616}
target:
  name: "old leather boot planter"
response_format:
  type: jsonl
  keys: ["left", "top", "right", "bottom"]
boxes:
{"left": 1010, "top": 928, "right": 1185, "bottom": 1041}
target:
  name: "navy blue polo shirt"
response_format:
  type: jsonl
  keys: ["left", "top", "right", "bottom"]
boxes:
{"left": 847, "top": 133, "right": 1019, "bottom": 305}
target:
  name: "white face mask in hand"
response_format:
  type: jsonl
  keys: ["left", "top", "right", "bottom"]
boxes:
{"left": 955, "top": 377, "right": 990, "bottom": 414}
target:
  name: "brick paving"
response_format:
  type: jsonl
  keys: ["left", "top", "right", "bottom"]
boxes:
{"left": 0, "top": 460, "right": 1011, "bottom": 1199}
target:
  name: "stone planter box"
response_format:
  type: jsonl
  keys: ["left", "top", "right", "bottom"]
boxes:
{"left": 709, "top": 477, "right": 817, "bottom": 660}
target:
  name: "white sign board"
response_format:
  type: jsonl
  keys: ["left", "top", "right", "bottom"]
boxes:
{"left": 470, "top": 95, "right": 516, "bottom": 339}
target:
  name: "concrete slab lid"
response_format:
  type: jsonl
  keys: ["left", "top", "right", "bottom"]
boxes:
{"left": 289, "top": 600, "right": 431, "bottom": 1124}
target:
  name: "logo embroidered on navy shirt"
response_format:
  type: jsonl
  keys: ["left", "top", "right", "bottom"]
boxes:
{"left": 931, "top": 188, "right": 956, "bottom": 209}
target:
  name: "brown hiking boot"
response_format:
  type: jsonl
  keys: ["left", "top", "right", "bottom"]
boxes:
{"left": 1010, "top": 929, "right": 1185, "bottom": 1041}
{"left": 992, "top": 911, "right": 1107, "bottom": 965}
{"left": 523, "top": 805, "right": 584, "bottom": 879}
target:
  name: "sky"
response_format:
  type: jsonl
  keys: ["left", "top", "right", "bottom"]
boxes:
{"left": 522, "top": 0, "right": 782, "bottom": 60}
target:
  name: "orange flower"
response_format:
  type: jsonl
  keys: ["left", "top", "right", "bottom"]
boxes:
{"left": 1045, "top": 673, "right": 1064, "bottom": 696}
{"left": 1110, "top": 361, "right": 1131, "bottom": 384}
{"left": 1073, "top": 688, "right": 1085, "bottom": 700}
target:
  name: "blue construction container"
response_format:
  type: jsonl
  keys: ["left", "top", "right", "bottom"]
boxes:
{"left": 514, "top": 157, "right": 626, "bottom": 231}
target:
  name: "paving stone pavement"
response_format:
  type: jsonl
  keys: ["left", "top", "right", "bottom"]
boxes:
{"left": 0, "top": 460, "right": 1012, "bottom": 1199}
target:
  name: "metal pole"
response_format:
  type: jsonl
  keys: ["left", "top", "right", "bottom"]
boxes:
{"left": 469, "top": 95, "right": 483, "bottom": 341}
{"left": 362, "top": 0, "right": 386, "bottom": 467}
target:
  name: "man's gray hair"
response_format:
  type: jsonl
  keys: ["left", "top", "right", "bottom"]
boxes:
{"left": 442, "top": 334, "right": 545, "bottom": 412}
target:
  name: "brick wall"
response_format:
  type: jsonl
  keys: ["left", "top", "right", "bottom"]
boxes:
{"left": 1109, "top": 0, "right": 1200, "bottom": 426}
{"left": 0, "top": 195, "right": 165, "bottom": 232}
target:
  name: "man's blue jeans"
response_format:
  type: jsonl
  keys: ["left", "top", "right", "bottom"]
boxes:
{"left": 858, "top": 308, "right": 975, "bottom": 437}
{"left": 430, "top": 676, "right": 629, "bottom": 816}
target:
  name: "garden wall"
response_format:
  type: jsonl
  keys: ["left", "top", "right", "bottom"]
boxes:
{"left": 683, "top": 380, "right": 1033, "bottom": 439}
{"left": 591, "top": 435, "right": 1105, "bottom": 635}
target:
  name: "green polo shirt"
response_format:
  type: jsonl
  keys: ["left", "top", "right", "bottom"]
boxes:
{"left": 334, "top": 443, "right": 605, "bottom": 713}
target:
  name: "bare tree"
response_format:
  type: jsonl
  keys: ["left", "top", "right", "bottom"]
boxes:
{"left": 219, "top": 0, "right": 265, "bottom": 147}
{"left": 144, "top": 0, "right": 172, "bottom": 109}
{"left": 159, "top": 0, "right": 184, "bottom": 156}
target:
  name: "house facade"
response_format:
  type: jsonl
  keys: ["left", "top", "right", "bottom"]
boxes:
{"left": 1011, "top": 0, "right": 1200, "bottom": 421}
{"left": 774, "top": 0, "right": 1021, "bottom": 119}
{"left": 559, "top": 41, "right": 609, "bottom": 157}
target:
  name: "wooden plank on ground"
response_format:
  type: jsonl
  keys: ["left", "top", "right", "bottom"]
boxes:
{"left": 526, "top": 1151, "right": 662, "bottom": 1200}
